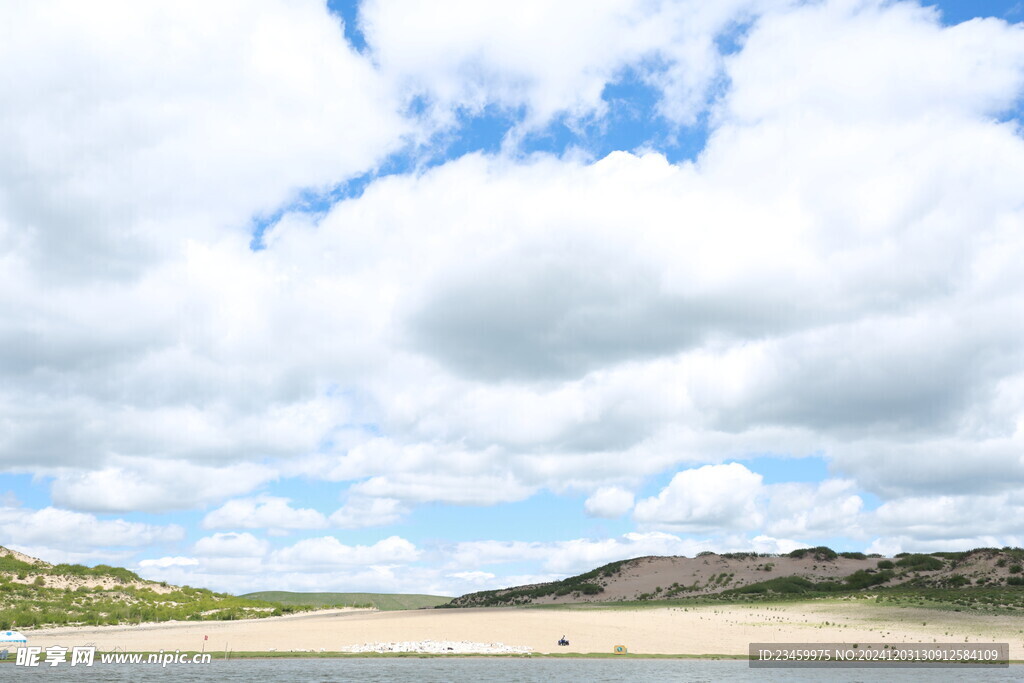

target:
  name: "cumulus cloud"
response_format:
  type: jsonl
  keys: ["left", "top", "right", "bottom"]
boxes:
{"left": 584, "top": 487, "right": 635, "bottom": 518}
{"left": 193, "top": 532, "right": 270, "bottom": 558}
{"left": 350, "top": 472, "right": 536, "bottom": 506}
{"left": 723, "top": 1, "right": 1024, "bottom": 125}
{"left": 138, "top": 556, "right": 200, "bottom": 569}
{"left": 763, "top": 479, "right": 864, "bottom": 539}
{"left": 447, "top": 570, "right": 496, "bottom": 583}
{"left": 0, "top": 0, "right": 406, "bottom": 280}
{"left": 361, "top": 0, "right": 767, "bottom": 130}
{"left": 0, "top": 505, "right": 183, "bottom": 552}
{"left": 270, "top": 535, "right": 420, "bottom": 570}
{"left": 634, "top": 464, "right": 764, "bottom": 532}
{"left": 633, "top": 466, "right": 872, "bottom": 542}
{"left": 869, "top": 492, "right": 1024, "bottom": 541}
{"left": 829, "top": 434, "right": 1024, "bottom": 497}
{"left": 329, "top": 497, "right": 408, "bottom": 528}
{"left": 3, "top": 0, "right": 1024, "bottom": 586}
{"left": 50, "top": 459, "right": 277, "bottom": 512}
{"left": 202, "top": 496, "right": 328, "bottom": 531}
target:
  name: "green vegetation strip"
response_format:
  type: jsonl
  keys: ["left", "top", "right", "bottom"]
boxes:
{"left": 240, "top": 592, "right": 450, "bottom": 611}
{"left": 0, "top": 579, "right": 293, "bottom": 630}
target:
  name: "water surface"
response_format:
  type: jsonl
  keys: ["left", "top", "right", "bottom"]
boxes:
{"left": 1, "top": 658, "right": 1020, "bottom": 681}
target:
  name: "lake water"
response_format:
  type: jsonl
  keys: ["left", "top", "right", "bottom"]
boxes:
{"left": 1, "top": 658, "right": 1021, "bottom": 681}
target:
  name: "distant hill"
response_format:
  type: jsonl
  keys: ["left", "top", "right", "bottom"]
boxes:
{"left": 241, "top": 591, "right": 451, "bottom": 611}
{"left": 0, "top": 545, "right": 293, "bottom": 629}
{"left": 446, "top": 546, "right": 1024, "bottom": 608}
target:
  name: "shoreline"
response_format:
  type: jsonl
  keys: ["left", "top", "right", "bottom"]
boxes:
{"left": 3, "top": 652, "right": 1020, "bottom": 664}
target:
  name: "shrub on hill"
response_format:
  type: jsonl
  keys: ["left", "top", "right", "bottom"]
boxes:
{"left": 732, "top": 576, "right": 818, "bottom": 595}
{"left": 1, "top": 557, "right": 144, "bottom": 584}
{"left": 49, "top": 564, "right": 142, "bottom": 583}
{"left": 842, "top": 570, "right": 895, "bottom": 590}
{"left": 895, "top": 554, "right": 944, "bottom": 571}
{"left": 930, "top": 551, "right": 967, "bottom": 560}
{"left": 0, "top": 556, "right": 37, "bottom": 573}
{"left": 788, "top": 546, "right": 838, "bottom": 561}
{"left": 727, "top": 569, "right": 894, "bottom": 596}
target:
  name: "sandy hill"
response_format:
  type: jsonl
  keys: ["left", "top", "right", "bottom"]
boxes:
{"left": 447, "top": 547, "right": 1024, "bottom": 607}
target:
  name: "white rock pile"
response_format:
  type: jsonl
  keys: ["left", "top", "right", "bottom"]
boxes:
{"left": 338, "top": 640, "right": 532, "bottom": 654}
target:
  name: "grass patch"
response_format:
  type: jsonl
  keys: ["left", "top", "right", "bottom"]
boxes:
{"left": 788, "top": 547, "right": 838, "bottom": 561}
{"left": 895, "top": 554, "right": 945, "bottom": 571}
{"left": 240, "top": 592, "right": 451, "bottom": 611}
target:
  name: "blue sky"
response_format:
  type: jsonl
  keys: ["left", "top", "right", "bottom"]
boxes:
{"left": 1, "top": 0, "right": 1024, "bottom": 596}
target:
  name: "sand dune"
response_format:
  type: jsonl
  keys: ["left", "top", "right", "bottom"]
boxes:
{"left": 23, "top": 603, "right": 1024, "bottom": 658}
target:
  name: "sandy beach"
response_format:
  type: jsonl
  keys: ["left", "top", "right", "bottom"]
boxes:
{"left": 23, "top": 603, "right": 1024, "bottom": 657}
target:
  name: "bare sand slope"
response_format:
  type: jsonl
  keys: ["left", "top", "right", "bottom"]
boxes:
{"left": 23, "top": 604, "right": 1024, "bottom": 657}
{"left": 458, "top": 550, "right": 1024, "bottom": 607}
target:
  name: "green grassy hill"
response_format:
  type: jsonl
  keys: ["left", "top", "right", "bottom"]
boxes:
{"left": 0, "top": 546, "right": 293, "bottom": 629}
{"left": 241, "top": 591, "right": 451, "bottom": 611}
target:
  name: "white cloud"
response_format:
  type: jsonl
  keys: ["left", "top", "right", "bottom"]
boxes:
{"left": 361, "top": 0, "right": 765, "bottom": 130}
{"left": 763, "top": 479, "right": 864, "bottom": 539}
{"left": 0, "top": 505, "right": 183, "bottom": 552}
{"left": 447, "top": 570, "right": 496, "bottom": 583}
{"left": 2, "top": 0, "right": 1024, "bottom": 578}
{"left": 634, "top": 464, "right": 764, "bottom": 532}
{"left": 633, "top": 470, "right": 871, "bottom": 542}
{"left": 869, "top": 492, "right": 1024, "bottom": 540}
{"left": 723, "top": 1, "right": 1024, "bottom": 125}
{"left": 138, "top": 556, "right": 200, "bottom": 569}
{"left": 193, "top": 532, "right": 270, "bottom": 558}
{"left": 270, "top": 535, "right": 420, "bottom": 570}
{"left": 0, "top": 0, "right": 406, "bottom": 279}
{"left": 50, "top": 459, "right": 277, "bottom": 513}
{"left": 350, "top": 469, "right": 536, "bottom": 506}
{"left": 829, "top": 434, "right": 1024, "bottom": 497}
{"left": 329, "top": 497, "right": 408, "bottom": 528}
{"left": 202, "top": 496, "right": 328, "bottom": 531}
{"left": 584, "top": 487, "right": 635, "bottom": 518}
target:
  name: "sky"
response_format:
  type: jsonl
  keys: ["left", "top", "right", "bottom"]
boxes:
{"left": 1, "top": 0, "right": 1023, "bottom": 596}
